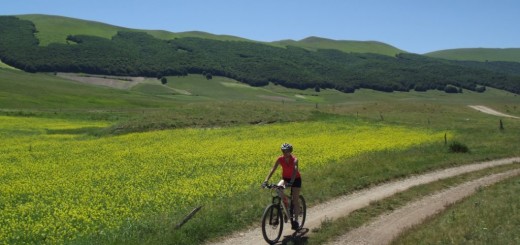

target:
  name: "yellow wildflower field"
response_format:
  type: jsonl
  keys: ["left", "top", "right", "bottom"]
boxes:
{"left": 0, "top": 115, "right": 444, "bottom": 243}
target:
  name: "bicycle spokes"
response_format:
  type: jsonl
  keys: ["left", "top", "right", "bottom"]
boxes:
{"left": 262, "top": 204, "right": 283, "bottom": 243}
{"left": 269, "top": 207, "right": 279, "bottom": 226}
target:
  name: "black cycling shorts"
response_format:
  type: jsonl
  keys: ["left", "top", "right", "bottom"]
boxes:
{"left": 283, "top": 177, "right": 302, "bottom": 188}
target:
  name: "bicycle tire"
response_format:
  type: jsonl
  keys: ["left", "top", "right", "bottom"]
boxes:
{"left": 261, "top": 204, "right": 283, "bottom": 244}
{"left": 298, "top": 195, "right": 306, "bottom": 229}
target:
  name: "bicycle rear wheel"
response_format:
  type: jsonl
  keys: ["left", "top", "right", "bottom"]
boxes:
{"left": 261, "top": 204, "right": 283, "bottom": 244}
{"left": 289, "top": 195, "right": 306, "bottom": 230}
{"left": 297, "top": 195, "right": 306, "bottom": 229}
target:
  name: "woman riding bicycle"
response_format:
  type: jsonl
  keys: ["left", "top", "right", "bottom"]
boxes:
{"left": 263, "top": 143, "right": 302, "bottom": 230}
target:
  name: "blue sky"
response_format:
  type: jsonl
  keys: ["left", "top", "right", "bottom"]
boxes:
{"left": 1, "top": 0, "right": 519, "bottom": 54}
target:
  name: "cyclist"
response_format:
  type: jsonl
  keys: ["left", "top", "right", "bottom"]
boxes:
{"left": 263, "top": 143, "right": 302, "bottom": 230}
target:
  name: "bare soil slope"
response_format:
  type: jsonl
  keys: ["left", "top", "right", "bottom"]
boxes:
{"left": 469, "top": 105, "right": 519, "bottom": 119}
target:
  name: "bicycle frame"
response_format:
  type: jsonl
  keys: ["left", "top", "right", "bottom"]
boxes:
{"left": 269, "top": 184, "right": 294, "bottom": 223}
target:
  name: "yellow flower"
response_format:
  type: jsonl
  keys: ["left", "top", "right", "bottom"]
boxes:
{"left": 0, "top": 116, "right": 444, "bottom": 243}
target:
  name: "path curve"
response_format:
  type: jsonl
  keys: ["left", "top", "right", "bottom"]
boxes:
{"left": 329, "top": 168, "right": 520, "bottom": 245}
{"left": 208, "top": 157, "right": 520, "bottom": 245}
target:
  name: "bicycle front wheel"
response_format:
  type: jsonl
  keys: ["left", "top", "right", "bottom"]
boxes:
{"left": 261, "top": 204, "right": 283, "bottom": 244}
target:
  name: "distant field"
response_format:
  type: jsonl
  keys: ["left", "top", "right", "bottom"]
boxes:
{"left": 1, "top": 69, "right": 519, "bottom": 244}
{"left": 2, "top": 68, "right": 519, "bottom": 132}
{"left": 4, "top": 68, "right": 519, "bottom": 112}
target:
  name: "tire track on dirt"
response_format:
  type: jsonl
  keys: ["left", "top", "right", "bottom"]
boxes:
{"left": 328, "top": 168, "right": 520, "bottom": 245}
{"left": 208, "top": 157, "right": 520, "bottom": 245}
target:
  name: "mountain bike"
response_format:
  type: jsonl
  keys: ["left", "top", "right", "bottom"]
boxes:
{"left": 261, "top": 183, "right": 306, "bottom": 244}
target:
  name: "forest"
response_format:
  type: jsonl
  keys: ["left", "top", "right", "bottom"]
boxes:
{"left": 1, "top": 16, "right": 519, "bottom": 94}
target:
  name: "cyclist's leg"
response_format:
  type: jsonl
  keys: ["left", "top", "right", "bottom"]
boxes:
{"left": 291, "top": 187, "right": 300, "bottom": 221}
{"left": 278, "top": 179, "right": 289, "bottom": 208}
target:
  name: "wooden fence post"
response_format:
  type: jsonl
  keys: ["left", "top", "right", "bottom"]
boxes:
{"left": 175, "top": 206, "right": 202, "bottom": 229}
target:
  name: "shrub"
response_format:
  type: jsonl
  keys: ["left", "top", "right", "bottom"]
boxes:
{"left": 449, "top": 141, "right": 469, "bottom": 153}
{"left": 444, "top": 85, "right": 460, "bottom": 93}
{"left": 476, "top": 86, "right": 486, "bottom": 93}
{"left": 160, "top": 77, "right": 168, "bottom": 84}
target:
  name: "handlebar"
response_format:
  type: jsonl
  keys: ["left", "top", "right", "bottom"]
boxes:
{"left": 262, "top": 183, "right": 286, "bottom": 189}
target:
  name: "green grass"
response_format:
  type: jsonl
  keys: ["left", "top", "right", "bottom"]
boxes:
{"left": 0, "top": 69, "right": 172, "bottom": 109}
{"left": 15, "top": 14, "right": 402, "bottom": 56}
{"left": 17, "top": 14, "right": 123, "bottom": 46}
{"left": 425, "top": 48, "right": 520, "bottom": 62}
{"left": 273, "top": 36, "right": 405, "bottom": 56}
{"left": 0, "top": 61, "right": 18, "bottom": 70}
{"left": 394, "top": 174, "right": 520, "bottom": 245}
{"left": 15, "top": 14, "right": 256, "bottom": 46}
{"left": 161, "top": 75, "right": 303, "bottom": 101}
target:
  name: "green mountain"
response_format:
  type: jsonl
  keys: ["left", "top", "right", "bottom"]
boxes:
{"left": 17, "top": 14, "right": 402, "bottom": 56}
{"left": 425, "top": 48, "right": 520, "bottom": 63}
{"left": 1, "top": 14, "right": 520, "bottom": 94}
{"left": 17, "top": 14, "right": 251, "bottom": 46}
{"left": 273, "top": 36, "right": 404, "bottom": 56}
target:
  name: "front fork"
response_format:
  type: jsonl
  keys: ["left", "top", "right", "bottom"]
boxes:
{"left": 274, "top": 188, "right": 293, "bottom": 223}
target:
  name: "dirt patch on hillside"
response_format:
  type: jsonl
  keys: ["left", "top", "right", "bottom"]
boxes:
{"left": 208, "top": 157, "right": 520, "bottom": 245}
{"left": 57, "top": 73, "right": 145, "bottom": 90}
{"left": 469, "top": 105, "right": 519, "bottom": 119}
{"left": 257, "top": 95, "right": 295, "bottom": 102}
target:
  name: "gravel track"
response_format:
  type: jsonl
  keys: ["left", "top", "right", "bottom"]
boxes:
{"left": 208, "top": 157, "right": 520, "bottom": 245}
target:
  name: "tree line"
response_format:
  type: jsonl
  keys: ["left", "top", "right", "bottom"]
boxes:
{"left": 1, "top": 16, "right": 519, "bottom": 94}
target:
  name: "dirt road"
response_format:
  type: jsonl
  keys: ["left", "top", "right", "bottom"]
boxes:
{"left": 468, "top": 105, "right": 519, "bottom": 119}
{"left": 209, "top": 157, "right": 520, "bottom": 245}
{"left": 328, "top": 168, "right": 520, "bottom": 245}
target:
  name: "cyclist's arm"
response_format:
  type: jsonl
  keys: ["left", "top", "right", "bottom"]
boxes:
{"left": 264, "top": 160, "right": 280, "bottom": 182}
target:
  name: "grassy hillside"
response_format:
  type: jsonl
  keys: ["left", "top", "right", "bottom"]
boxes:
{"left": 16, "top": 14, "right": 249, "bottom": 46}
{"left": 0, "top": 59, "right": 18, "bottom": 70}
{"left": 0, "top": 68, "right": 173, "bottom": 109}
{"left": 0, "top": 69, "right": 317, "bottom": 131}
{"left": 5, "top": 69, "right": 518, "bottom": 111}
{"left": 3, "top": 15, "right": 520, "bottom": 94}
{"left": 16, "top": 14, "right": 401, "bottom": 56}
{"left": 426, "top": 48, "right": 520, "bottom": 63}
{"left": 273, "top": 36, "right": 404, "bottom": 56}
{"left": 2, "top": 69, "right": 519, "bottom": 128}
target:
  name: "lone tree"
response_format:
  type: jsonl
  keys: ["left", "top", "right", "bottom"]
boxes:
{"left": 160, "top": 77, "right": 168, "bottom": 85}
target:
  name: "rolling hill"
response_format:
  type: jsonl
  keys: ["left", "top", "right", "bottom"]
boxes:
{"left": 17, "top": 14, "right": 403, "bottom": 56}
{"left": 425, "top": 48, "right": 520, "bottom": 63}
{"left": 17, "top": 14, "right": 251, "bottom": 46}
{"left": 1, "top": 14, "right": 520, "bottom": 95}
{"left": 272, "top": 36, "right": 404, "bottom": 56}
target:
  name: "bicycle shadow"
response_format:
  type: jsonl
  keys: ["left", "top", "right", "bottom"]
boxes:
{"left": 277, "top": 228, "right": 309, "bottom": 245}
